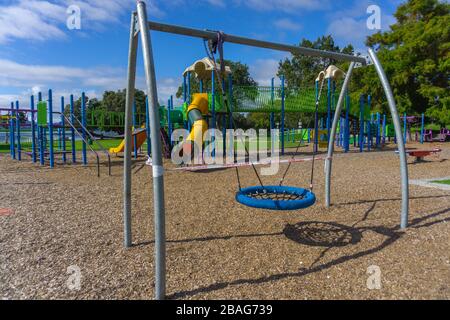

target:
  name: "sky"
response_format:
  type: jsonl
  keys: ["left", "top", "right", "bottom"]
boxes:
{"left": 0, "top": 0, "right": 403, "bottom": 108}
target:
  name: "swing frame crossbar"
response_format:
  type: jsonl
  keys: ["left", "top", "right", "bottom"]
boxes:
{"left": 125, "top": 1, "right": 409, "bottom": 300}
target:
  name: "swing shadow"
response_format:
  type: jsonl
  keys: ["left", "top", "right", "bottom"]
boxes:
{"left": 162, "top": 202, "right": 450, "bottom": 299}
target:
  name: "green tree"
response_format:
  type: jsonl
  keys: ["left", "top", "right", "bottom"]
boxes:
{"left": 278, "top": 35, "right": 354, "bottom": 88}
{"left": 357, "top": 0, "right": 449, "bottom": 126}
{"left": 97, "top": 89, "right": 147, "bottom": 114}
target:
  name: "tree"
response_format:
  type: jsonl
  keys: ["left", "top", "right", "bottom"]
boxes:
{"left": 100, "top": 89, "right": 146, "bottom": 114}
{"left": 358, "top": 0, "right": 450, "bottom": 126}
{"left": 278, "top": 36, "right": 354, "bottom": 88}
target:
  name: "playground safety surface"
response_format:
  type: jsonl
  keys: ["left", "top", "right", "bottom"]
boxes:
{"left": 0, "top": 142, "right": 449, "bottom": 299}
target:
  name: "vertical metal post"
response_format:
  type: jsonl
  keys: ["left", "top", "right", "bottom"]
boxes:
{"left": 368, "top": 95, "right": 372, "bottom": 149}
{"left": 146, "top": 96, "right": 151, "bottom": 156}
{"left": 359, "top": 95, "right": 364, "bottom": 152}
{"left": 183, "top": 75, "right": 187, "bottom": 103}
{"left": 420, "top": 113, "right": 424, "bottom": 144}
{"left": 280, "top": 75, "right": 285, "bottom": 155}
{"left": 10, "top": 102, "right": 15, "bottom": 160}
{"left": 15, "top": 101, "right": 21, "bottom": 161}
{"left": 211, "top": 70, "right": 216, "bottom": 158}
{"left": 368, "top": 48, "right": 408, "bottom": 229}
{"left": 169, "top": 95, "right": 173, "bottom": 147}
{"left": 270, "top": 78, "right": 275, "bottom": 154}
{"left": 228, "top": 74, "right": 233, "bottom": 157}
{"left": 31, "top": 95, "right": 37, "bottom": 163}
{"left": 345, "top": 91, "right": 350, "bottom": 153}
{"left": 403, "top": 112, "right": 407, "bottom": 143}
{"left": 133, "top": 101, "right": 138, "bottom": 158}
{"left": 326, "top": 78, "right": 331, "bottom": 140}
{"left": 187, "top": 71, "right": 191, "bottom": 103}
{"left": 222, "top": 109, "right": 226, "bottom": 157}
{"left": 137, "top": 1, "right": 166, "bottom": 299}
{"left": 220, "top": 78, "right": 226, "bottom": 157}
{"left": 123, "top": 11, "right": 139, "bottom": 248}
{"left": 325, "top": 62, "right": 355, "bottom": 208}
{"left": 61, "top": 97, "right": 66, "bottom": 163}
{"left": 382, "top": 114, "right": 386, "bottom": 144}
{"left": 314, "top": 80, "right": 319, "bottom": 153}
{"left": 270, "top": 77, "right": 275, "bottom": 129}
{"left": 70, "top": 95, "right": 76, "bottom": 163}
{"left": 199, "top": 80, "right": 203, "bottom": 93}
{"left": 48, "top": 89, "right": 54, "bottom": 168}
{"left": 81, "top": 92, "right": 87, "bottom": 165}
{"left": 38, "top": 92, "right": 44, "bottom": 165}
{"left": 376, "top": 112, "right": 380, "bottom": 148}
{"left": 8, "top": 109, "right": 13, "bottom": 158}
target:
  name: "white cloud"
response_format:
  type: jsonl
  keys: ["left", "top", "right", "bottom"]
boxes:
{"left": 233, "top": 0, "right": 328, "bottom": 12}
{"left": 0, "top": 58, "right": 126, "bottom": 87}
{"left": 249, "top": 59, "right": 280, "bottom": 86}
{"left": 0, "top": 58, "right": 126, "bottom": 106}
{"left": 0, "top": 0, "right": 166, "bottom": 44}
{"left": 274, "top": 18, "right": 302, "bottom": 31}
{"left": 0, "top": 95, "right": 19, "bottom": 107}
{"left": 0, "top": 57, "right": 181, "bottom": 108}
{"left": 154, "top": 77, "right": 182, "bottom": 105}
{"left": 325, "top": 1, "right": 397, "bottom": 45}
{"left": 0, "top": 4, "right": 66, "bottom": 43}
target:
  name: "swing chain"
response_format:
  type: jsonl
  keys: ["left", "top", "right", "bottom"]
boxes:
{"left": 203, "top": 32, "right": 266, "bottom": 192}
{"left": 278, "top": 68, "right": 328, "bottom": 191}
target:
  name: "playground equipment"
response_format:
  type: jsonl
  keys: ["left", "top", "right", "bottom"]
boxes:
{"left": 124, "top": 1, "right": 409, "bottom": 300}
{"left": 182, "top": 93, "right": 209, "bottom": 159}
{"left": 233, "top": 69, "right": 330, "bottom": 211}
{"left": 1, "top": 90, "right": 111, "bottom": 177}
{"left": 179, "top": 59, "right": 413, "bottom": 156}
{"left": 399, "top": 148, "right": 442, "bottom": 162}
{"left": 109, "top": 128, "right": 147, "bottom": 154}
{"left": 235, "top": 185, "right": 316, "bottom": 210}
{"left": 424, "top": 127, "right": 450, "bottom": 142}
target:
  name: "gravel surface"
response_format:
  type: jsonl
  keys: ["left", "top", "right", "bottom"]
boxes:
{"left": 0, "top": 141, "right": 449, "bottom": 300}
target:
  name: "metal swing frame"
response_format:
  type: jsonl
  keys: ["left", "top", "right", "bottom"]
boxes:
{"left": 124, "top": 1, "right": 409, "bottom": 300}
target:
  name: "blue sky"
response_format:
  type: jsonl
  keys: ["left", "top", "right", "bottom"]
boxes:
{"left": 0, "top": 0, "right": 402, "bottom": 107}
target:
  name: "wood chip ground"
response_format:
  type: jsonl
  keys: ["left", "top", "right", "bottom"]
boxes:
{"left": 0, "top": 142, "right": 449, "bottom": 299}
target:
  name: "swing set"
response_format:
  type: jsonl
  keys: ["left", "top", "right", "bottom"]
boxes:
{"left": 194, "top": 28, "right": 332, "bottom": 212}
{"left": 124, "top": 1, "right": 410, "bottom": 300}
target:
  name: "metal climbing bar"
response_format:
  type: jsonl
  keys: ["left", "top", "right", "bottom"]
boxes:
{"left": 146, "top": 21, "right": 367, "bottom": 65}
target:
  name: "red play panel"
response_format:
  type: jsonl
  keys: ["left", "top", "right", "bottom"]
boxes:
{"left": 405, "top": 148, "right": 441, "bottom": 162}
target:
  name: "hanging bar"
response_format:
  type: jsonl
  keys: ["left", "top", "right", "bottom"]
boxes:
{"left": 147, "top": 21, "right": 367, "bottom": 64}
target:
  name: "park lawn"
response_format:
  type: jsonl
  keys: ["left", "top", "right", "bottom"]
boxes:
{"left": 1, "top": 135, "right": 316, "bottom": 155}
{"left": 433, "top": 179, "right": 450, "bottom": 185}
{"left": 0, "top": 139, "right": 123, "bottom": 154}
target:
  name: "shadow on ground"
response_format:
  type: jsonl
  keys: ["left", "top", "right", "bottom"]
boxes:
{"left": 152, "top": 194, "right": 450, "bottom": 299}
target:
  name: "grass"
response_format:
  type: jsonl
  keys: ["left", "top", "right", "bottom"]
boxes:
{"left": 1, "top": 134, "right": 320, "bottom": 155}
{"left": 432, "top": 179, "right": 450, "bottom": 185}
{"left": 0, "top": 139, "right": 123, "bottom": 154}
